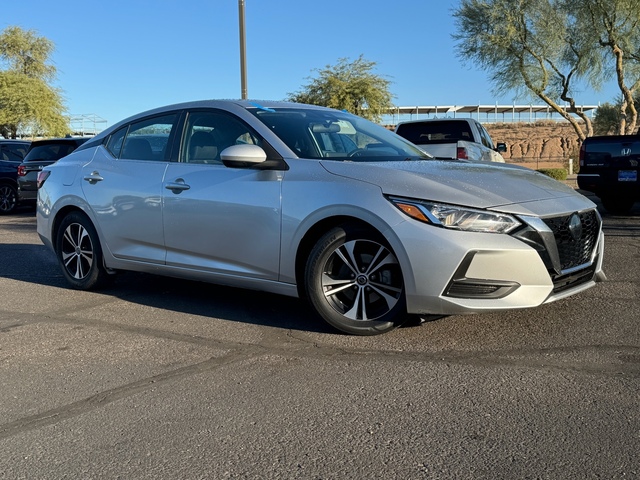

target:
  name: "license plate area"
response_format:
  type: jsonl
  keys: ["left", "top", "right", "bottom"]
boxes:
{"left": 618, "top": 170, "right": 638, "bottom": 182}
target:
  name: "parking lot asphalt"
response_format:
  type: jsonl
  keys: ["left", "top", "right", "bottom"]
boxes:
{"left": 0, "top": 194, "right": 638, "bottom": 479}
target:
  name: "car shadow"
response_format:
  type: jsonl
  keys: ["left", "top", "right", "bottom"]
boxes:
{"left": 576, "top": 190, "right": 640, "bottom": 236}
{"left": 0, "top": 241, "right": 336, "bottom": 334}
{"left": 103, "top": 270, "right": 335, "bottom": 334}
{"left": 596, "top": 200, "right": 640, "bottom": 215}
{"left": 597, "top": 205, "right": 640, "bottom": 238}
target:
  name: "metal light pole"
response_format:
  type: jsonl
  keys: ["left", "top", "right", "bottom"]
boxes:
{"left": 238, "top": 0, "right": 248, "bottom": 99}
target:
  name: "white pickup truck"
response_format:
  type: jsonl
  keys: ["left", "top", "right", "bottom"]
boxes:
{"left": 395, "top": 118, "right": 507, "bottom": 162}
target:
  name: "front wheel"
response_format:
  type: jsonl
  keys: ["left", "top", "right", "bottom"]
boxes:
{"left": 55, "top": 211, "right": 110, "bottom": 289}
{"left": 0, "top": 183, "right": 18, "bottom": 215}
{"left": 305, "top": 225, "right": 407, "bottom": 335}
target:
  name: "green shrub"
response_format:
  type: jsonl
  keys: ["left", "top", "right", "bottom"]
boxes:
{"left": 536, "top": 168, "right": 568, "bottom": 181}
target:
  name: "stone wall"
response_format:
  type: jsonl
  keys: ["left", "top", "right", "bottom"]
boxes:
{"left": 486, "top": 122, "right": 582, "bottom": 168}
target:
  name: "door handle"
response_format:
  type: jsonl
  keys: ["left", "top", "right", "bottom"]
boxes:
{"left": 165, "top": 179, "right": 191, "bottom": 194}
{"left": 83, "top": 171, "right": 104, "bottom": 184}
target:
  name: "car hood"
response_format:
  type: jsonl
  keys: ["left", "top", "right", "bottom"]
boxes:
{"left": 320, "top": 160, "right": 587, "bottom": 213}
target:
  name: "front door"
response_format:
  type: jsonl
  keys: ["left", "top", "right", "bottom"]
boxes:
{"left": 162, "top": 110, "right": 283, "bottom": 280}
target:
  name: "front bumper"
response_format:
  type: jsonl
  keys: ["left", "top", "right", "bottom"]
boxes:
{"left": 394, "top": 207, "right": 605, "bottom": 316}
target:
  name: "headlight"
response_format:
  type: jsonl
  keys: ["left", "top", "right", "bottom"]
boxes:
{"left": 390, "top": 197, "right": 521, "bottom": 234}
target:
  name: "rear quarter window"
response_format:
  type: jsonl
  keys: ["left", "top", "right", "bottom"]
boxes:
{"left": 106, "top": 127, "right": 127, "bottom": 158}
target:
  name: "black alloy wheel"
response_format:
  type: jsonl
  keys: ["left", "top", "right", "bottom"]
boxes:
{"left": 0, "top": 184, "right": 18, "bottom": 214}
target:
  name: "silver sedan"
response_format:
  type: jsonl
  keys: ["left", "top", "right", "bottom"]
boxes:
{"left": 36, "top": 100, "right": 605, "bottom": 335}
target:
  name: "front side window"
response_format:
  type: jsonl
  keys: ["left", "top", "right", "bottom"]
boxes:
{"left": 181, "top": 110, "right": 262, "bottom": 164}
{"left": 249, "top": 107, "right": 429, "bottom": 161}
{"left": 476, "top": 122, "right": 495, "bottom": 149}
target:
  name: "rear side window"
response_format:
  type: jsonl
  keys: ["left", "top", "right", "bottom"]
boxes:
{"left": 106, "top": 114, "right": 179, "bottom": 161}
{"left": 1, "top": 143, "right": 29, "bottom": 161}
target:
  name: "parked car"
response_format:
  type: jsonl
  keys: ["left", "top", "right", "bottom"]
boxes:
{"left": 17, "top": 137, "right": 90, "bottom": 205}
{"left": 37, "top": 100, "right": 605, "bottom": 335}
{"left": 395, "top": 118, "right": 507, "bottom": 162}
{"left": 578, "top": 133, "right": 640, "bottom": 214}
{"left": 0, "top": 139, "right": 31, "bottom": 214}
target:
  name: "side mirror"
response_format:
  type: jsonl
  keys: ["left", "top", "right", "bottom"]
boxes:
{"left": 495, "top": 142, "right": 507, "bottom": 153}
{"left": 220, "top": 144, "right": 267, "bottom": 168}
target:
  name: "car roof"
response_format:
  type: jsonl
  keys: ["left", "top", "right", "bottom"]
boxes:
{"left": 396, "top": 118, "right": 475, "bottom": 125}
{"left": 83, "top": 99, "right": 334, "bottom": 148}
{"left": 115, "top": 99, "right": 329, "bottom": 125}
{"left": 27, "top": 137, "right": 91, "bottom": 147}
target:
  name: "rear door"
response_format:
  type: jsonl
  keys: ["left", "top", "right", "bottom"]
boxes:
{"left": 162, "top": 109, "right": 283, "bottom": 280}
{"left": 80, "top": 113, "right": 179, "bottom": 263}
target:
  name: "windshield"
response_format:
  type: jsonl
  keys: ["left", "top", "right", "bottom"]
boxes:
{"left": 248, "top": 107, "right": 431, "bottom": 162}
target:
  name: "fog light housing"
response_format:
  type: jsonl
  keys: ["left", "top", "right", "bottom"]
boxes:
{"left": 445, "top": 278, "right": 520, "bottom": 299}
{"left": 443, "top": 251, "right": 520, "bottom": 299}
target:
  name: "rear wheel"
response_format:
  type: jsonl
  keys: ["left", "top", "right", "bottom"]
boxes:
{"left": 305, "top": 225, "right": 406, "bottom": 335}
{"left": 55, "top": 211, "right": 109, "bottom": 289}
{"left": 0, "top": 183, "right": 18, "bottom": 215}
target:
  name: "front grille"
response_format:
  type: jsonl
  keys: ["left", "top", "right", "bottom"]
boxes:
{"left": 543, "top": 210, "right": 600, "bottom": 271}
{"left": 551, "top": 262, "right": 597, "bottom": 293}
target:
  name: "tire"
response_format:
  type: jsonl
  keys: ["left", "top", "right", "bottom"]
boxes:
{"left": 305, "top": 225, "right": 407, "bottom": 335}
{"left": 601, "top": 195, "right": 635, "bottom": 215}
{"left": 55, "top": 211, "right": 109, "bottom": 290}
{"left": 0, "top": 183, "right": 18, "bottom": 215}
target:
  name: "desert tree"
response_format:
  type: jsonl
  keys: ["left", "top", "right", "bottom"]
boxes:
{"left": 0, "top": 26, "right": 69, "bottom": 138}
{"left": 453, "top": 0, "right": 596, "bottom": 141}
{"left": 566, "top": 0, "right": 640, "bottom": 134}
{"left": 592, "top": 102, "right": 622, "bottom": 135}
{"left": 288, "top": 55, "right": 394, "bottom": 122}
{"left": 593, "top": 91, "right": 640, "bottom": 136}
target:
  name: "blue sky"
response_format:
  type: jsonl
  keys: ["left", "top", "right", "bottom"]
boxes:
{"left": 3, "top": 0, "right": 620, "bottom": 128}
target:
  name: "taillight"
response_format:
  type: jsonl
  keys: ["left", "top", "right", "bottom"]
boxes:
{"left": 17, "top": 165, "right": 26, "bottom": 176}
{"left": 457, "top": 146, "right": 469, "bottom": 160}
{"left": 36, "top": 170, "right": 51, "bottom": 189}
{"left": 579, "top": 142, "right": 585, "bottom": 167}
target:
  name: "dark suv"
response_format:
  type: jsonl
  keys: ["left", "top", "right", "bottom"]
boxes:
{"left": 0, "top": 139, "right": 31, "bottom": 214}
{"left": 17, "top": 137, "right": 90, "bottom": 205}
